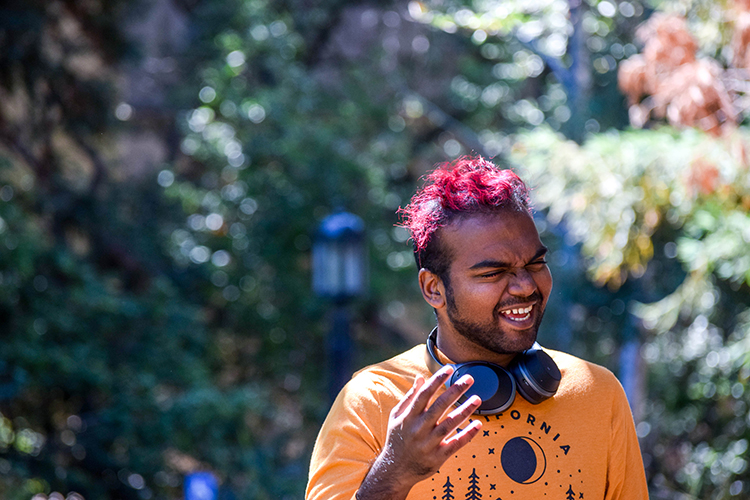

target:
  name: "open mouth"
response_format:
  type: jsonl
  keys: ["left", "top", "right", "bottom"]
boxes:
{"left": 499, "top": 304, "right": 534, "bottom": 322}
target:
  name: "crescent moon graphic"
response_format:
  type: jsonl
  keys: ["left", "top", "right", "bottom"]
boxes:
{"left": 500, "top": 436, "right": 547, "bottom": 484}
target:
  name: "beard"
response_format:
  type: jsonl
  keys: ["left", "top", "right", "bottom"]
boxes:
{"left": 445, "top": 287, "right": 545, "bottom": 355}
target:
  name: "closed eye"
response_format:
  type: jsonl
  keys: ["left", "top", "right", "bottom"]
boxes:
{"left": 479, "top": 269, "right": 507, "bottom": 278}
{"left": 526, "top": 260, "right": 548, "bottom": 270}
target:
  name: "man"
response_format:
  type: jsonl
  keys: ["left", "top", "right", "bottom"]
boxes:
{"left": 306, "top": 157, "right": 648, "bottom": 500}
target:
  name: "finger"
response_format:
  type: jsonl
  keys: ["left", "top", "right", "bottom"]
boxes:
{"left": 436, "top": 394, "right": 482, "bottom": 436}
{"left": 409, "top": 365, "right": 454, "bottom": 413}
{"left": 423, "top": 373, "right": 475, "bottom": 422}
{"left": 391, "top": 374, "right": 425, "bottom": 418}
{"left": 442, "top": 419, "right": 482, "bottom": 455}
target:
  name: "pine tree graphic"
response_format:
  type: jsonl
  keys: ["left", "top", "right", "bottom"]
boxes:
{"left": 566, "top": 485, "right": 575, "bottom": 500}
{"left": 442, "top": 477, "right": 455, "bottom": 500}
{"left": 466, "top": 468, "right": 482, "bottom": 500}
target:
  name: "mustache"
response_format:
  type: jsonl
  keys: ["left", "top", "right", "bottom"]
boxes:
{"left": 494, "top": 291, "right": 543, "bottom": 314}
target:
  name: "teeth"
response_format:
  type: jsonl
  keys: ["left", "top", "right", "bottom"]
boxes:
{"left": 503, "top": 305, "right": 533, "bottom": 319}
{"left": 508, "top": 313, "right": 530, "bottom": 322}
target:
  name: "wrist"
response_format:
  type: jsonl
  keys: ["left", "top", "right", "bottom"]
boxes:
{"left": 357, "top": 449, "right": 417, "bottom": 500}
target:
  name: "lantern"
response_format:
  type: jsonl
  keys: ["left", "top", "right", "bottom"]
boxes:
{"left": 312, "top": 211, "right": 367, "bottom": 301}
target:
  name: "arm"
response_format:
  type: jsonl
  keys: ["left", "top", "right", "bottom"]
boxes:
{"left": 306, "top": 365, "right": 482, "bottom": 500}
{"left": 605, "top": 379, "right": 649, "bottom": 500}
{"left": 356, "top": 366, "right": 483, "bottom": 499}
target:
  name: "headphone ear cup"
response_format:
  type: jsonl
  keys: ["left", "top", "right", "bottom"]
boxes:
{"left": 511, "top": 349, "right": 561, "bottom": 404}
{"left": 451, "top": 362, "right": 516, "bottom": 415}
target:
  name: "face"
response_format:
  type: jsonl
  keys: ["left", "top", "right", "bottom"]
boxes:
{"left": 437, "top": 210, "right": 552, "bottom": 357}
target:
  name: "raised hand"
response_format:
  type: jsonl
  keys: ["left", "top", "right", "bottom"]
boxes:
{"left": 356, "top": 365, "right": 483, "bottom": 500}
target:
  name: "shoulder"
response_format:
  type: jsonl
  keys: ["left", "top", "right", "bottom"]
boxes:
{"left": 541, "top": 350, "right": 634, "bottom": 424}
{"left": 346, "top": 344, "right": 430, "bottom": 400}
{"left": 326, "top": 344, "right": 430, "bottom": 412}
{"left": 544, "top": 348, "right": 626, "bottom": 398}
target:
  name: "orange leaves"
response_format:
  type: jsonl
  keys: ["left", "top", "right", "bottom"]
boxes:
{"left": 731, "top": 12, "right": 750, "bottom": 70}
{"left": 619, "top": 55, "right": 649, "bottom": 106}
{"left": 686, "top": 158, "right": 721, "bottom": 196}
{"left": 637, "top": 14, "right": 697, "bottom": 70}
{"left": 618, "top": 14, "right": 697, "bottom": 106}
{"left": 663, "top": 60, "right": 736, "bottom": 135}
{"left": 618, "top": 13, "right": 737, "bottom": 136}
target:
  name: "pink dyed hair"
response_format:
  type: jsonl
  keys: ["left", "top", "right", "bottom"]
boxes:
{"left": 399, "top": 156, "right": 531, "bottom": 260}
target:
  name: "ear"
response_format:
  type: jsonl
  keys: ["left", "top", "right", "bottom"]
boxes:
{"left": 418, "top": 268, "right": 446, "bottom": 310}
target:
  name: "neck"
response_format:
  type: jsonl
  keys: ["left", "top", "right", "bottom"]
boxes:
{"left": 433, "top": 324, "right": 517, "bottom": 368}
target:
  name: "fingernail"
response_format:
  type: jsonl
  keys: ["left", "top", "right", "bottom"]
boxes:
{"left": 439, "top": 365, "right": 454, "bottom": 377}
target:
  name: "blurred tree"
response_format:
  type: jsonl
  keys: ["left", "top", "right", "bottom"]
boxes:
{"left": 5, "top": 0, "right": 750, "bottom": 499}
{"left": 0, "top": 0, "right": 277, "bottom": 498}
{"left": 412, "top": 0, "right": 647, "bottom": 141}
{"left": 511, "top": 123, "right": 750, "bottom": 500}
{"left": 425, "top": 0, "right": 750, "bottom": 498}
{"left": 0, "top": 0, "right": 537, "bottom": 498}
{"left": 510, "top": 7, "right": 750, "bottom": 500}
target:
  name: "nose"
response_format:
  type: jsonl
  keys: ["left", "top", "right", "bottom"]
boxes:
{"left": 508, "top": 268, "right": 537, "bottom": 297}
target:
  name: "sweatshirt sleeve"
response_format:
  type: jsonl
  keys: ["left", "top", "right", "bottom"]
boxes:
{"left": 605, "top": 379, "right": 649, "bottom": 500}
{"left": 305, "top": 372, "right": 398, "bottom": 500}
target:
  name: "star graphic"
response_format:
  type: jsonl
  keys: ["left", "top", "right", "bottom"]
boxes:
{"left": 488, "top": 448, "right": 495, "bottom": 455}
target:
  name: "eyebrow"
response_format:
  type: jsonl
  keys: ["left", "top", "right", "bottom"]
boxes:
{"left": 469, "top": 246, "right": 549, "bottom": 270}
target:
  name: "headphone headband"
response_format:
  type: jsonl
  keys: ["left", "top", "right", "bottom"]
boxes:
{"left": 425, "top": 328, "right": 444, "bottom": 372}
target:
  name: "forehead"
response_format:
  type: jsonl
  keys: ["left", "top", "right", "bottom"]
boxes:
{"left": 440, "top": 211, "right": 544, "bottom": 267}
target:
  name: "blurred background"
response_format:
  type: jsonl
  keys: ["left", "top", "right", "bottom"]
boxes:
{"left": 1, "top": 0, "right": 750, "bottom": 498}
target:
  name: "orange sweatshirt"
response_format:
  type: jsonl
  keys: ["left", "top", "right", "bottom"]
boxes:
{"left": 306, "top": 344, "right": 648, "bottom": 500}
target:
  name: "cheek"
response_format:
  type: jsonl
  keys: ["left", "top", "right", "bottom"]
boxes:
{"left": 453, "top": 282, "right": 505, "bottom": 309}
{"left": 537, "top": 270, "right": 553, "bottom": 300}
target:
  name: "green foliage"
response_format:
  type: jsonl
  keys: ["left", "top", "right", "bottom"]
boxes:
{"left": 4, "top": 0, "right": 750, "bottom": 498}
{"left": 0, "top": 0, "right": 326, "bottom": 497}
{"left": 417, "top": 0, "right": 645, "bottom": 141}
{"left": 2, "top": 0, "right": 494, "bottom": 497}
{"left": 511, "top": 125, "right": 750, "bottom": 498}
{"left": 512, "top": 127, "right": 748, "bottom": 286}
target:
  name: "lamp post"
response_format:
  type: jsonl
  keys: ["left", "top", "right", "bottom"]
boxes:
{"left": 312, "top": 211, "right": 367, "bottom": 401}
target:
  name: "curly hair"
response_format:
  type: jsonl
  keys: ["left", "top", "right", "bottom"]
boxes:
{"left": 398, "top": 156, "right": 532, "bottom": 281}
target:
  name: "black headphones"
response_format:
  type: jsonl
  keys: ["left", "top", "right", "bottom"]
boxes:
{"left": 426, "top": 328, "right": 561, "bottom": 415}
